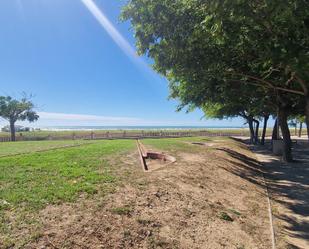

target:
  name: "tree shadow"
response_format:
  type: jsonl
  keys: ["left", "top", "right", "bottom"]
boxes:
{"left": 281, "top": 214, "right": 309, "bottom": 241}
{"left": 216, "top": 140, "right": 309, "bottom": 247}
{"left": 216, "top": 147, "right": 266, "bottom": 188}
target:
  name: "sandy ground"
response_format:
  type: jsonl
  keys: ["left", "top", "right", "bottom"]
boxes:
{"left": 252, "top": 140, "right": 309, "bottom": 249}
{"left": 26, "top": 139, "right": 272, "bottom": 249}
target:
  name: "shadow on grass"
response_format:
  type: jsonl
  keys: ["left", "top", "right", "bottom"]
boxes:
{"left": 217, "top": 140, "right": 309, "bottom": 247}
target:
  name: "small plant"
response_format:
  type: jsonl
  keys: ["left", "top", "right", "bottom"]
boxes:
{"left": 229, "top": 209, "right": 241, "bottom": 216}
{"left": 148, "top": 236, "right": 169, "bottom": 249}
{"left": 111, "top": 206, "right": 132, "bottom": 215}
{"left": 219, "top": 212, "right": 233, "bottom": 222}
{"left": 123, "top": 230, "right": 131, "bottom": 237}
{"left": 137, "top": 218, "right": 151, "bottom": 225}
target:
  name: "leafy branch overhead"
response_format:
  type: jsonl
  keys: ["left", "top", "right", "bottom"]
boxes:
{"left": 122, "top": 0, "right": 309, "bottom": 162}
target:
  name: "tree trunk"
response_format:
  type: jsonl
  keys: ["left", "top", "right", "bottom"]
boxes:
{"left": 294, "top": 121, "right": 297, "bottom": 136}
{"left": 253, "top": 119, "right": 260, "bottom": 144}
{"left": 299, "top": 122, "right": 303, "bottom": 137}
{"left": 278, "top": 107, "right": 293, "bottom": 162}
{"left": 305, "top": 97, "right": 309, "bottom": 141}
{"left": 261, "top": 115, "right": 269, "bottom": 145}
{"left": 248, "top": 117, "right": 255, "bottom": 144}
{"left": 9, "top": 120, "right": 16, "bottom": 142}
{"left": 272, "top": 119, "right": 279, "bottom": 140}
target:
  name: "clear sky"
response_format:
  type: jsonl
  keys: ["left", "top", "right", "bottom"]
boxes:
{"left": 0, "top": 0, "right": 245, "bottom": 128}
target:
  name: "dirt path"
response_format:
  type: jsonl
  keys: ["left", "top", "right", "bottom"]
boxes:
{"left": 252, "top": 141, "right": 309, "bottom": 249}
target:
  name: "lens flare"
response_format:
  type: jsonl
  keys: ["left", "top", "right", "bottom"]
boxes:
{"left": 81, "top": 0, "right": 144, "bottom": 66}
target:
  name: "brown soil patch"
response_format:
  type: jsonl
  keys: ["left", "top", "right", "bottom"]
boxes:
{"left": 26, "top": 140, "right": 272, "bottom": 249}
{"left": 146, "top": 158, "right": 172, "bottom": 172}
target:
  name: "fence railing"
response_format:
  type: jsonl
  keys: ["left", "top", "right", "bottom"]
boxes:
{"left": 0, "top": 130, "right": 247, "bottom": 142}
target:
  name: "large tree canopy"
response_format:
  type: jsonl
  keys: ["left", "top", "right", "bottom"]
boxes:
{"left": 122, "top": 0, "right": 308, "bottom": 93}
{"left": 122, "top": 0, "right": 309, "bottom": 161}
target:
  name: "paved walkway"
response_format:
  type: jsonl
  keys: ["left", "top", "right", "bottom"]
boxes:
{"left": 252, "top": 140, "right": 309, "bottom": 249}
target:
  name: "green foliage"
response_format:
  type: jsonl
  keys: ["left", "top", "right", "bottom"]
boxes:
{"left": 0, "top": 95, "right": 39, "bottom": 141}
{"left": 121, "top": 0, "right": 308, "bottom": 116}
{"left": 0, "top": 95, "right": 39, "bottom": 123}
{"left": 296, "top": 115, "right": 306, "bottom": 123}
{"left": 122, "top": 0, "right": 309, "bottom": 159}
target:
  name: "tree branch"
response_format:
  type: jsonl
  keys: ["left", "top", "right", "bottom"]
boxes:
{"left": 294, "top": 74, "right": 308, "bottom": 96}
{"left": 227, "top": 72, "right": 305, "bottom": 96}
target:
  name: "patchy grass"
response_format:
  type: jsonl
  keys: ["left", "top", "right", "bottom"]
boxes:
{"left": 0, "top": 139, "right": 135, "bottom": 248}
{"left": 0, "top": 140, "right": 95, "bottom": 157}
{"left": 1, "top": 137, "right": 215, "bottom": 215}
{"left": 0, "top": 140, "right": 135, "bottom": 210}
{"left": 111, "top": 206, "right": 132, "bottom": 216}
{"left": 141, "top": 137, "right": 192, "bottom": 151}
{"left": 142, "top": 136, "right": 228, "bottom": 153}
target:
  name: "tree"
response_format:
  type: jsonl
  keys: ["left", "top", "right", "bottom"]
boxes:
{"left": 290, "top": 115, "right": 306, "bottom": 137}
{"left": 122, "top": 0, "right": 308, "bottom": 161}
{"left": 0, "top": 95, "right": 39, "bottom": 141}
{"left": 200, "top": 85, "right": 274, "bottom": 144}
{"left": 297, "top": 116, "right": 306, "bottom": 137}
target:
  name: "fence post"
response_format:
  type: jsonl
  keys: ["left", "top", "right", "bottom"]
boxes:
{"left": 91, "top": 132, "right": 94, "bottom": 140}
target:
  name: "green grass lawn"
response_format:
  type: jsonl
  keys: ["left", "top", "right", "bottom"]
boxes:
{"left": 0, "top": 139, "right": 136, "bottom": 248}
{"left": 0, "top": 140, "right": 135, "bottom": 210}
{"left": 0, "top": 140, "right": 96, "bottom": 157}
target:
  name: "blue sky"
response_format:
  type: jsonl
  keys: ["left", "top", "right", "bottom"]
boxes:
{"left": 0, "top": 0, "right": 245, "bottom": 128}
